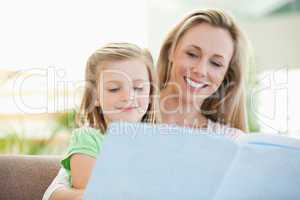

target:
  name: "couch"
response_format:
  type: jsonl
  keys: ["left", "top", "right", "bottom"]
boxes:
{"left": 0, "top": 155, "right": 60, "bottom": 200}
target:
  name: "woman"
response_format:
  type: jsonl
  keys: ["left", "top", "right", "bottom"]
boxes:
{"left": 43, "top": 9, "right": 251, "bottom": 200}
{"left": 158, "top": 9, "right": 249, "bottom": 133}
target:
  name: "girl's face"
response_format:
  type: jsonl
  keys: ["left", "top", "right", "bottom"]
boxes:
{"left": 169, "top": 23, "right": 234, "bottom": 107}
{"left": 98, "top": 59, "right": 151, "bottom": 123}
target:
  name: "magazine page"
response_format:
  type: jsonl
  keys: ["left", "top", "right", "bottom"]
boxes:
{"left": 213, "top": 143, "right": 300, "bottom": 200}
{"left": 84, "top": 122, "right": 239, "bottom": 199}
{"left": 237, "top": 133, "right": 300, "bottom": 149}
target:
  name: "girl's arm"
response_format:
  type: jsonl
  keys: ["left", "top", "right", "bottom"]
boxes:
{"left": 46, "top": 127, "right": 102, "bottom": 199}
{"left": 48, "top": 154, "right": 96, "bottom": 200}
{"left": 44, "top": 154, "right": 96, "bottom": 200}
{"left": 70, "top": 153, "right": 97, "bottom": 189}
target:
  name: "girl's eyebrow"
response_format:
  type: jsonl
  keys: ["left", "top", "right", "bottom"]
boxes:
{"left": 104, "top": 80, "right": 121, "bottom": 84}
{"left": 104, "top": 79, "right": 147, "bottom": 84}
{"left": 189, "top": 45, "right": 225, "bottom": 59}
{"left": 133, "top": 79, "right": 147, "bottom": 82}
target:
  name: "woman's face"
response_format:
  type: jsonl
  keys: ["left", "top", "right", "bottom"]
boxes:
{"left": 169, "top": 23, "right": 234, "bottom": 108}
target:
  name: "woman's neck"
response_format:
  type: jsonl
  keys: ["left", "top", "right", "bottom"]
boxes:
{"left": 160, "top": 87, "right": 208, "bottom": 128}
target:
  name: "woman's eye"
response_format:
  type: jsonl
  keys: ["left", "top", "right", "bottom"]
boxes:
{"left": 211, "top": 61, "right": 222, "bottom": 67}
{"left": 186, "top": 51, "right": 198, "bottom": 58}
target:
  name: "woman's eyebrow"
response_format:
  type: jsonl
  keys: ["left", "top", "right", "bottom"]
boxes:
{"left": 189, "top": 45, "right": 202, "bottom": 52}
{"left": 189, "top": 45, "right": 225, "bottom": 59}
{"left": 213, "top": 54, "right": 225, "bottom": 60}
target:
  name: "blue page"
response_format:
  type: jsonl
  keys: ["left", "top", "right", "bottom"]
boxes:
{"left": 213, "top": 144, "right": 300, "bottom": 200}
{"left": 84, "top": 122, "right": 238, "bottom": 200}
{"left": 237, "top": 133, "right": 300, "bottom": 149}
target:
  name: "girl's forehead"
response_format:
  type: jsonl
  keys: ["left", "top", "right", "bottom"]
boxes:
{"left": 100, "top": 59, "right": 149, "bottom": 81}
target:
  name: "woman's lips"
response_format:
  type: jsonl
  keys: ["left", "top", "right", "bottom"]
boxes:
{"left": 183, "top": 76, "right": 209, "bottom": 90}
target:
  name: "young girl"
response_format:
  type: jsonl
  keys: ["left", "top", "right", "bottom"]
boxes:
{"left": 43, "top": 42, "right": 159, "bottom": 200}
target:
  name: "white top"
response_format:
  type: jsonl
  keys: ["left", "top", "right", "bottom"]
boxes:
{"left": 42, "top": 166, "right": 70, "bottom": 200}
{"left": 42, "top": 120, "right": 244, "bottom": 200}
{"left": 207, "top": 119, "right": 244, "bottom": 139}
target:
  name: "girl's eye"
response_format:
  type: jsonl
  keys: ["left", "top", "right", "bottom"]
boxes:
{"left": 108, "top": 88, "right": 120, "bottom": 92}
{"left": 186, "top": 51, "right": 198, "bottom": 58}
{"left": 134, "top": 87, "right": 144, "bottom": 91}
{"left": 211, "top": 61, "right": 223, "bottom": 67}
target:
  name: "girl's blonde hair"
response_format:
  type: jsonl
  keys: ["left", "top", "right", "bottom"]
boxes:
{"left": 157, "top": 9, "right": 249, "bottom": 131}
{"left": 77, "top": 42, "right": 159, "bottom": 133}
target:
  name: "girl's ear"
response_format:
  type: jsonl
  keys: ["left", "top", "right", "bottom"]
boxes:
{"left": 95, "top": 99, "right": 100, "bottom": 107}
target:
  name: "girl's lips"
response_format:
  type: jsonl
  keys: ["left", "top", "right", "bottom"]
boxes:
{"left": 122, "top": 107, "right": 133, "bottom": 112}
{"left": 120, "top": 106, "right": 138, "bottom": 112}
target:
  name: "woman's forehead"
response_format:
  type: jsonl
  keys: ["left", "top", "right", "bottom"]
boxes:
{"left": 177, "top": 23, "right": 234, "bottom": 60}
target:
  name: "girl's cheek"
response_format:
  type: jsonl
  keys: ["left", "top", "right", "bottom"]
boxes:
{"left": 137, "top": 95, "right": 149, "bottom": 106}
{"left": 137, "top": 97, "right": 150, "bottom": 113}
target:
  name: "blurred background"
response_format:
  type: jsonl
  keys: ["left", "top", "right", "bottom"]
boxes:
{"left": 1, "top": 0, "right": 299, "bottom": 155}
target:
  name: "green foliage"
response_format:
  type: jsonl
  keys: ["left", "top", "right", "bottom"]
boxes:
{"left": 0, "top": 110, "right": 77, "bottom": 155}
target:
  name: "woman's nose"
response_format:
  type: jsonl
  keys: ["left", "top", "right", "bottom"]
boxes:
{"left": 191, "top": 59, "right": 208, "bottom": 77}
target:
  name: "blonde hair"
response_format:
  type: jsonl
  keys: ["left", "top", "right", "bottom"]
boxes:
{"left": 77, "top": 42, "right": 159, "bottom": 133}
{"left": 157, "top": 9, "right": 249, "bottom": 131}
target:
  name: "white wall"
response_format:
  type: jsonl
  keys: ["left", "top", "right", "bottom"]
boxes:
{"left": 241, "top": 14, "right": 300, "bottom": 70}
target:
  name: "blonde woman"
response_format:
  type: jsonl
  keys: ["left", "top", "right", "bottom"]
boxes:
{"left": 158, "top": 9, "right": 249, "bottom": 135}
{"left": 43, "top": 9, "right": 251, "bottom": 200}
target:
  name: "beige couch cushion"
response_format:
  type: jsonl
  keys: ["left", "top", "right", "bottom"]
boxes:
{"left": 0, "top": 155, "right": 60, "bottom": 200}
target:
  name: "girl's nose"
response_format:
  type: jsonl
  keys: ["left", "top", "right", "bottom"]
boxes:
{"left": 120, "top": 88, "right": 134, "bottom": 102}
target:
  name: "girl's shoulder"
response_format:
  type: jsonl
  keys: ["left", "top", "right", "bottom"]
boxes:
{"left": 67, "top": 126, "right": 105, "bottom": 157}
{"left": 207, "top": 119, "right": 244, "bottom": 140}
{"left": 71, "top": 126, "right": 105, "bottom": 142}
{"left": 61, "top": 127, "right": 105, "bottom": 173}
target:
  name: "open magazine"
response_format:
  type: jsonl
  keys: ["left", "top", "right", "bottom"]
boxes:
{"left": 84, "top": 122, "right": 300, "bottom": 200}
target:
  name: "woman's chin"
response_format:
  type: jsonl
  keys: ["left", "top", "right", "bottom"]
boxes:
{"left": 180, "top": 85, "right": 209, "bottom": 103}
{"left": 180, "top": 93, "right": 206, "bottom": 108}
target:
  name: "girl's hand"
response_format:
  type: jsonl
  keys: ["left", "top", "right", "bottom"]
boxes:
{"left": 74, "top": 190, "right": 84, "bottom": 200}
